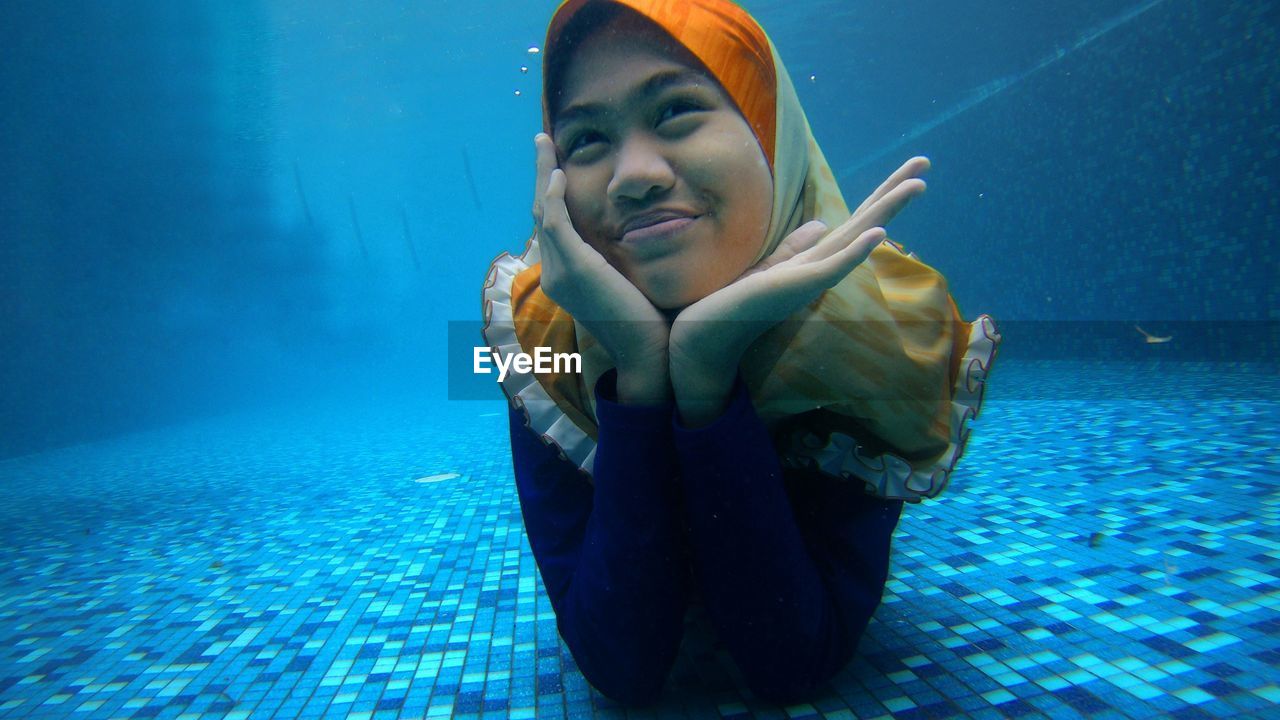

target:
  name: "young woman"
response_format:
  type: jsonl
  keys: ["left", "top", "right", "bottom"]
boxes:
{"left": 481, "top": 0, "right": 1000, "bottom": 706}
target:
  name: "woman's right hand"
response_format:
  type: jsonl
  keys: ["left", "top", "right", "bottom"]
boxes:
{"left": 533, "top": 133, "right": 673, "bottom": 406}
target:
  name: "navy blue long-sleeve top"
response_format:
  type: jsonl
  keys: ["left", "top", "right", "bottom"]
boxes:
{"left": 508, "top": 368, "right": 904, "bottom": 705}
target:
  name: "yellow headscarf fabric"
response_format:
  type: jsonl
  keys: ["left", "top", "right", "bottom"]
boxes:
{"left": 481, "top": 0, "right": 1001, "bottom": 501}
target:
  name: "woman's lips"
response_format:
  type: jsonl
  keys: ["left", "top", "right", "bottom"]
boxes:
{"left": 621, "top": 216, "right": 696, "bottom": 244}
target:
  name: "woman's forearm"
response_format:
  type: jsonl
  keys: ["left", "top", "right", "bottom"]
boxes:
{"left": 554, "top": 461, "right": 690, "bottom": 704}
{"left": 672, "top": 375, "right": 900, "bottom": 704}
{"left": 508, "top": 371, "right": 689, "bottom": 704}
{"left": 678, "top": 429, "right": 846, "bottom": 701}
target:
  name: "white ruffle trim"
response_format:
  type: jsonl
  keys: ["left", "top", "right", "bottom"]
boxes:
{"left": 482, "top": 243, "right": 598, "bottom": 478}
{"left": 779, "top": 314, "right": 1000, "bottom": 503}
{"left": 481, "top": 240, "right": 1000, "bottom": 498}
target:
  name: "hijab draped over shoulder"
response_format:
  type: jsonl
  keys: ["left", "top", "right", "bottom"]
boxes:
{"left": 482, "top": 0, "right": 1000, "bottom": 502}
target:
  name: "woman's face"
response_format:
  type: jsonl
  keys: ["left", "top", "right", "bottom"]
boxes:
{"left": 552, "top": 19, "right": 774, "bottom": 310}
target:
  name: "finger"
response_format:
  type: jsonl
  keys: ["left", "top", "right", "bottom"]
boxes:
{"left": 750, "top": 220, "right": 827, "bottom": 273}
{"left": 810, "top": 227, "right": 884, "bottom": 284}
{"left": 734, "top": 225, "right": 884, "bottom": 322}
{"left": 791, "top": 216, "right": 882, "bottom": 267}
{"left": 539, "top": 167, "right": 566, "bottom": 249}
{"left": 852, "top": 156, "right": 930, "bottom": 217}
{"left": 816, "top": 178, "right": 925, "bottom": 256}
{"left": 856, "top": 177, "right": 926, "bottom": 231}
{"left": 851, "top": 156, "right": 928, "bottom": 217}
{"left": 540, "top": 168, "right": 582, "bottom": 264}
{"left": 779, "top": 220, "right": 829, "bottom": 256}
{"left": 532, "top": 133, "right": 558, "bottom": 223}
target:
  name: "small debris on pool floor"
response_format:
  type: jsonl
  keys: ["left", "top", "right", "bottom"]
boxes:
{"left": 414, "top": 472, "right": 461, "bottom": 483}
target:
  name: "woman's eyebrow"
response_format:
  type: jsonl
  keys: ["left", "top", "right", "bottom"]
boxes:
{"left": 554, "top": 68, "right": 709, "bottom": 131}
{"left": 636, "top": 68, "right": 709, "bottom": 99}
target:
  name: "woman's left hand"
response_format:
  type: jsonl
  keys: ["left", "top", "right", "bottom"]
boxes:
{"left": 669, "top": 156, "right": 930, "bottom": 427}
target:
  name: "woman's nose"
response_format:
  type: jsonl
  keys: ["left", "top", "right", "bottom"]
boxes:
{"left": 606, "top": 135, "right": 674, "bottom": 204}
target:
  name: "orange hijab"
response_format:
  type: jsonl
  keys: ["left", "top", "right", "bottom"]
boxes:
{"left": 482, "top": 0, "right": 1000, "bottom": 502}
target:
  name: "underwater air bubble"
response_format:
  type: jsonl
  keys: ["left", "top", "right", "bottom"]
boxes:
{"left": 515, "top": 90, "right": 522, "bottom": 96}
{"left": 528, "top": 46, "right": 540, "bottom": 54}
{"left": 520, "top": 65, "right": 529, "bottom": 73}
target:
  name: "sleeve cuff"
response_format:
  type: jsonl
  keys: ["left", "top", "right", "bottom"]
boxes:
{"left": 671, "top": 371, "right": 759, "bottom": 446}
{"left": 593, "top": 368, "right": 675, "bottom": 432}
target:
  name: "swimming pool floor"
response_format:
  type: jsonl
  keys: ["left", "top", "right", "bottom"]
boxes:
{"left": 0, "top": 360, "right": 1276, "bottom": 719}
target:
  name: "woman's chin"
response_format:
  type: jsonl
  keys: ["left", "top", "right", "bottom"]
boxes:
{"left": 640, "top": 281, "right": 700, "bottom": 313}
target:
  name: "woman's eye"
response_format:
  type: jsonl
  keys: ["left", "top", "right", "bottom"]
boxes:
{"left": 658, "top": 100, "right": 700, "bottom": 124}
{"left": 565, "top": 131, "right": 604, "bottom": 156}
